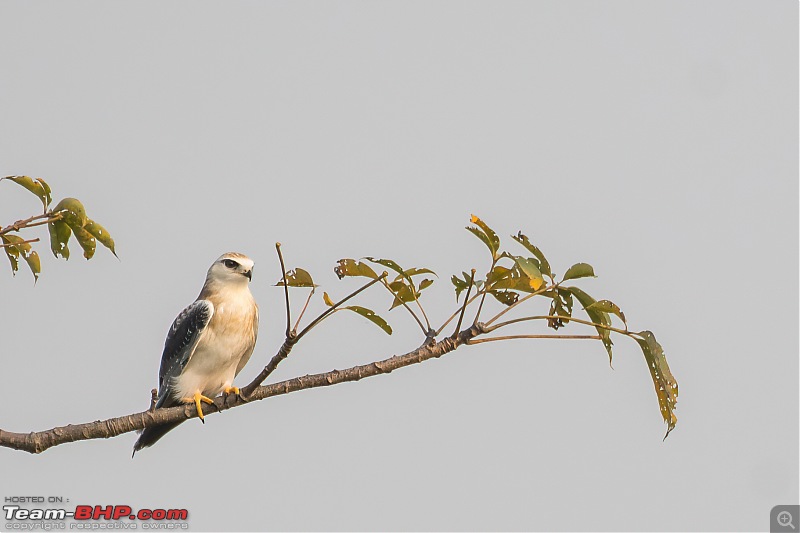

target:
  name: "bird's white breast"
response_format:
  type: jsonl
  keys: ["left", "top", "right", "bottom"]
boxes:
{"left": 173, "top": 288, "right": 257, "bottom": 401}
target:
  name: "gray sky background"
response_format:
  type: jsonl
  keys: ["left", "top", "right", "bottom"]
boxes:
{"left": 1, "top": 2, "right": 797, "bottom": 531}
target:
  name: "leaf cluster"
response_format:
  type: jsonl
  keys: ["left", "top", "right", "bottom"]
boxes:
{"left": 2, "top": 176, "right": 117, "bottom": 281}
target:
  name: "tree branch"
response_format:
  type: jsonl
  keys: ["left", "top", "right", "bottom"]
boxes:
{"left": 0, "top": 325, "right": 483, "bottom": 454}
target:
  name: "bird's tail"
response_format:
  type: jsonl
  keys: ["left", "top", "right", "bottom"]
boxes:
{"left": 132, "top": 419, "right": 186, "bottom": 457}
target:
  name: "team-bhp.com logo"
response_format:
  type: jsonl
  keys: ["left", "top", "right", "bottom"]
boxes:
{"left": 4, "top": 504, "right": 188, "bottom": 529}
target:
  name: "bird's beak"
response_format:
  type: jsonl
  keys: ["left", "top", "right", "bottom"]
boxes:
{"left": 244, "top": 270, "right": 252, "bottom": 281}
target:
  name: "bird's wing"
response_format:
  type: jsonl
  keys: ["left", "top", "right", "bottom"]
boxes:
{"left": 156, "top": 299, "right": 214, "bottom": 407}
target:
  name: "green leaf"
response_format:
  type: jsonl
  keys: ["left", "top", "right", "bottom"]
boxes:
{"left": 72, "top": 226, "right": 96, "bottom": 260}
{"left": 418, "top": 278, "right": 434, "bottom": 292}
{"left": 1, "top": 236, "right": 20, "bottom": 274}
{"left": 401, "top": 267, "right": 437, "bottom": 278}
{"left": 489, "top": 290, "right": 519, "bottom": 306}
{"left": 84, "top": 219, "right": 117, "bottom": 258}
{"left": 566, "top": 286, "right": 613, "bottom": 364}
{"left": 2, "top": 176, "right": 52, "bottom": 210}
{"left": 486, "top": 265, "right": 513, "bottom": 286}
{"left": 53, "top": 198, "right": 87, "bottom": 229}
{"left": 323, "top": 292, "right": 334, "bottom": 307}
{"left": 511, "top": 232, "right": 552, "bottom": 279}
{"left": 547, "top": 287, "right": 574, "bottom": 329}
{"left": 275, "top": 267, "right": 317, "bottom": 287}
{"left": 389, "top": 282, "right": 417, "bottom": 310}
{"left": 468, "top": 214, "right": 500, "bottom": 257}
{"left": 343, "top": 305, "right": 392, "bottom": 335}
{"left": 334, "top": 259, "right": 378, "bottom": 280}
{"left": 364, "top": 257, "right": 407, "bottom": 282}
{"left": 587, "top": 299, "right": 627, "bottom": 326}
{"left": 1, "top": 234, "right": 41, "bottom": 281}
{"left": 451, "top": 271, "right": 476, "bottom": 301}
{"left": 634, "top": 330, "right": 678, "bottom": 439}
{"left": 562, "top": 262, "right": 596, "bottom": 281}
{"left": 513, "top": 256, "right": 545, "bottom": 291}
{"left": 48, "top": 220, "right": 71, "bottom": 260}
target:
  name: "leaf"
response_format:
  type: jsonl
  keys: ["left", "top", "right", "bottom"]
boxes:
{"left": 490, "top": 263, "right": 545, "bottom": 294}
{"left": 1, "top": 236, "right": 20, "bottom": 274}
{"left": 343, "top": 305, "right": 392, "bottom": 335}
{"left": 84, "top": 219, "right": 117, "bottom": 258}
{"left": 562, "top": 262, "right": 596, "bottom": 281}
{"left": 389, "top": 282, "right": 417, "bottom": 310}
{"left": 72, "top": 226, "right": 96, "bottom": 260}
{"left": 53, "top": 198, "right": 87, "bottom": 229}
{"left": 511, "top": 232, "right": 552, "bottom": 279}
{"left": 489, "top": 290, "right": 519, "bottom": 306}
{"left": 547, "top": 288, "right": 574, "bottom": 329}
{"left": 466, "top": 226, "right": 495, "bottom": 256}
{"left": 465, "top": 214, "right": 500, "bottom": 258}
{"left": 418, "top": 278, "right": 434, "bottom": 292}
{"left": 364, "top": 257, "right": 407, "bottom": 281}
{"left": 513, "top": 256, "right": 545, "bottom": 291}
{"left": 634, "top": 330, "right": 678, "bottom": 439}
{"left": 275, "top": 267, "right": 317, "bottom": 287}
{"left": 1, "top": 234, "right": 41, "bottom": 281}
{"left": 2, "top": 176, "right": 52, "bottom": 210}
{"left": 451, "top": 271, "right": 476, "bottom": 301}
{"left": 323, "top": 292, "right": 334, "bottom": 307}
{"left": 486, "top": 265, "right": 513, "bottom": 286}
{"left": 48, "top": 220, "right": 71, "bottom": 260}
{"left": 587, "top": 299, "right": 627, "bottom": 326}
{"left": 566, "top": 286, "right": 613, "bottom": 364}
{"left": 401, "top": 267, "right": 437, "bottom": 278}
{"left": 334, "top": 259, "right": 378, "bottom": 280}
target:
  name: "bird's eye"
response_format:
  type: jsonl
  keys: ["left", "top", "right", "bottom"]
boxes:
{"left": 223, "top": 259, "right": 238, "bottom": 269}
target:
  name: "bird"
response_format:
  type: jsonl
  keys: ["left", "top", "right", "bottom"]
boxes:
{"left": 133, "top": 252, "right": 258, "bottom": 455}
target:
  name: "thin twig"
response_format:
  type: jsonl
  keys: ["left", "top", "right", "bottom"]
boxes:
{"left": 414, "top": 298, "right": 432, "bottom": 332}
{"left": 467, "top": 334, "right": 601, "bottom": 345}
{"left": 0, "top": 212, "right": 61, "bottom": 236}
{"left": 293, "top": 287, "right": 316, "bottom": 333}
{"left": 276, "top": 243, "right": 292, "bottom": 338}
{"left": 0, "top": 237, "right": 40, "bottom": 248}
{"left": 483, "top": 284, "right": 554, "bottom": 327}
{"left": 452, "top": 269, "right": 476, "bottom": 339}
{"left": 297, "top": 273, "right": 388, "bottom": 341}
{"left": 435, "top": 291, "right": 482, "bottom": 337}
{"left": 241, "top": 271, "right": 389, "bottom": 400}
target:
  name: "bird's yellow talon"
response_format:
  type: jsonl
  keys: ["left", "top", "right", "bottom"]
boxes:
{"left": 192, "top": 392, "right": 215, "bottom": 421}
{"left": 223, "top": 386, "right": 240, "bottom": 396}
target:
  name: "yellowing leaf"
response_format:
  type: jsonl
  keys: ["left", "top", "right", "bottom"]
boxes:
{"left": 466, "top": 214, "right": 500, "bottom": 258}
{"left": 566, "top": 286, "right": 613, "bottom": 364}
{"left": 334, "top": 259, "right": 378, "bottom": 280}
{"left": 511, "top": 232, "right": 552, "bottom": 279}
{"left": 72, "top": 226, "right": 96, "bottom": 260}
{"left": 2, "top": 176, "right": 52, "bottom": 210}
{"left": 587, "top": 299, "right": 627, "bottom": 326}
{"left": 323, "top": 292, "right": 334, "bottom": 307}
{"left": 48, "top": 220, "right": 71, "bottom": 260}
{"left": 275, "top": 267, "right": 317, "bottom": 287}
{"left": 53, "top": 198, "right": 87, "bottom": 229}
{"left": 343, "top": 305, "right": 392, "bottom": 335}
{"left": 513, "top": 256, "right": 544, "bottom": 290}
{"left": 634, "top": 330, "right": 678, "bottom": 439}
{"left": 1, "top": 234, "right": 41, "bottom": 281}
{"left": 84, "top": 219, "right": 117, "bottom": 258}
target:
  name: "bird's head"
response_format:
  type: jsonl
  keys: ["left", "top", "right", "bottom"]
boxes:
{"left": 207, "top": 252, "right": 255, "bottom": 285}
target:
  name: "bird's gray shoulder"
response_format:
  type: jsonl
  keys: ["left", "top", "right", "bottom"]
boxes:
{"left": 157, "top": 300, "right": 214, "bottom": 389}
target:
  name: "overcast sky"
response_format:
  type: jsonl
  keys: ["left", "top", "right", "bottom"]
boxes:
{"left": 1, "top": 2, "right": 797, "bottom": 531}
